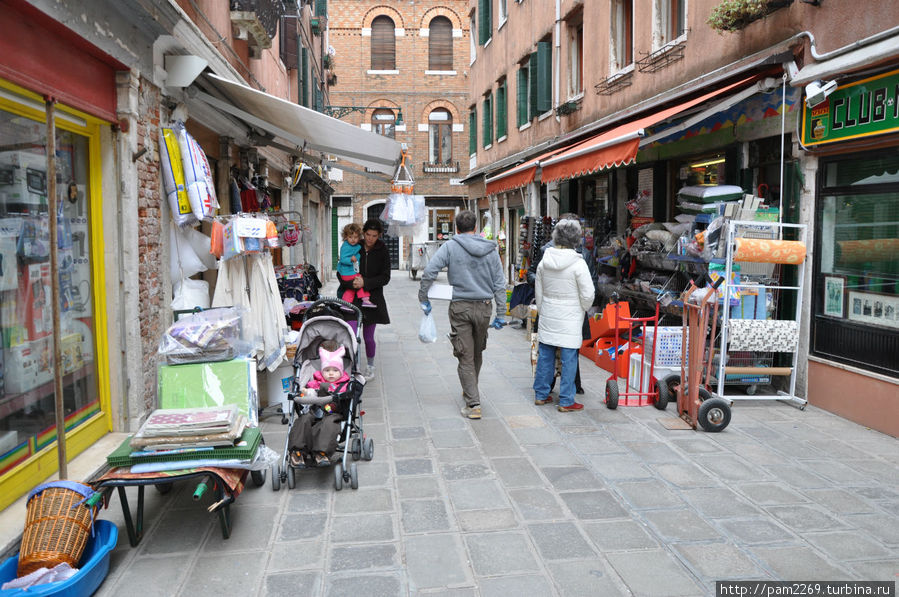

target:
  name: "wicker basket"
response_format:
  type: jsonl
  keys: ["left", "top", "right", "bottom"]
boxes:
{"left": 17, "top": 481, "right": 98, "bottom": 577}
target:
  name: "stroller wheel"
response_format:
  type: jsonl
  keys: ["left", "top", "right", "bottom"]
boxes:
{"left": 333, "top": 463, "right": 344, "bottom": 491}
{"left": 351, "top": 437, "right": 362, "bottom": 461}
{"left": 362, "top": 438, "right": 374, "bottom": 461}
{"left": 250, "top": 468, "right": 266, "bottom": 487}
{"left": 287, "top": 465, "right": 296, "bottom": 489}
{"left": 271, "top": 464, "right": 281, "bottom": 491}
{"left": 349, "top": 462, "right": 359, "bottom": 490}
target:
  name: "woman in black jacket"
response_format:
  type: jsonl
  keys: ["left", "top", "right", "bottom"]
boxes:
{"left": 338, "top": 218, "right": 391, "bottom": 376}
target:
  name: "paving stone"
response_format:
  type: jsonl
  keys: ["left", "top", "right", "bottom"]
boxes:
{"left": 766, "top": 505, "right": 847, "bottom": 532}
{"left": 328, "top": 513, "right": 395, "bottom": 543}
{"left": 430, "top": 429, "right": 477, "bottom": 449}
{"left": 763, "top": 464, "right": 830, "bottom": 489}
{"left": 107, "top": 555, "right": 190, "bottom": 596}
{"left": 622, "top": 440, "right": 685, "bottom": 464}
{"left": 854, "top": 486, "right": 899, "bottom": 503}
{"left": 404, "top": 534, "right": 470, "bottom": 588}
{"left": 752, "top": 546, "right": 853, "bottom": 580}
{"left": 401, "top": 499, "right": 451, "bottom": 533}
{"left": 469, "top": 420, "right": 522, "bottom": 457}
{"left": 803, "top": 460, "right": 874, "bottom": 484}
{"left": 332, "top": 488, "right": 393, "bottom": 515}
{"left": 436, "top": 446, "right": 486, "bottom": 463}
{"left": 391, "top": 425, "right": 426, "bottom": 439}
{"left": 492, "top": 457, "right": 544, "bottom": 487}
{"left": 428, "top": 416, "right": 468, "bottom": 431}
{"left": 526, "top": 443, "right": 582, "bottom": 467}
{"left": 183, "top": 551, "right": 266, "bottom": 595}
{"left": 511, "top": 426, "right": 564, "bottom": 445}
{"left": 669, "top": 437, "right": 724, "bottom": 454}
{"left": 440, "top": 462, "right": 491, "bottom": 480}
{"left": 447, "top": 478, "right": 508, "bottom": 510}
{"left": 606, "top": 550, "right": 703, "bottom": 596}
{"left": 527, "top": 521, "right": 596, "bottom": 559}
{"left": 719, "top": 518, "right": 799, "bottom": 545}
{"left": 328, "top": 543, "right": 398, "bottom": 572}
{"left": 805, "top": 531, "right": 893, "bottom": 561}
{"left": 280, "top": 513, "right": 328, "bottom": 541}
{"left": 738, "top": 425, "right": 786, "bottom": 441}
{"left": 586, "top": 453, "right": 654, "bottom": 480}
{"left": 265, "top": 571, "right": 322, "bottom": 597}
{"left": 396, "top": 476, "right": 441, "bottom": 499}
{"left": 415, "top": 589, "right": 477, "bottom": 597}
{"left": 849, "top": 559, "right": 899, "bottom": 581}
{"left": 206, "top": 505, "right": 278, "bottom": 552}
{"left": 570, "top": 434, "right": 626, "bottom": 454}
{"left": 559, "top": 490, "right": 628, "bottom": 520}
{"left": 479, "top": 574, "right": 554, "bottom": 597}
{"left": 395, "top": 457, "right": 434, "bottom": 476}
{"left": 509, "top": 487, "right": 565, "bottom": 521}
{"left": 267, "top": 540, "right": 324, "bottom": 571}
{"left": 698, "top": 454, "right": 769, "bottom": 483}
{"left": 736, "top": 483, "right": 809, "bottom": 505}
{"left": 324, "top": 573, "right": 404, "bottom": 597}
{"left": 673, "top": 543, "right": 766, "bottom": 579}
{"left": 681, "top": 487, "right": 763, "bottom": 519}
{"left": 583, "top": 519, "right": 659, "bottom": 551}
{"left": 456, "top": 508, "right": 519, "bottom": 532}
{"left": 288, "top": 491, "right": 330, "bottom": 513}
{"left": 845, "top": 513, "right": 899, "bottom": 546}
{"left": 464, "top": 532, "right": 538, "bottom": 576}
{"left": 548, "top": 559, "right": 630, "bottom": 596}
{"left": 804, "top": 488, "right": 879, "bottom": 514}
{"left": 652, "top": 463, "right": 719, "bottom": 488}
{"left": 847, "top": 460, "right": 899, "bottom": 485}
{"left": 643, "top": 509, "right": 724, "bottom": 541}
{"left": 138, "top": 508, "right": 213, "bottom": 555}
{"left": 392, "top": 438, "right": 432, "bottom": 457}
{"left": 541, "top": 465, "right": 605, "bottom": 490}
{"left": 614, "top": 479, "right": 684, "bottom": 509}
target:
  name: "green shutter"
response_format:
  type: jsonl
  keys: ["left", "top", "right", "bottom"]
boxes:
{"left": 315, "top": 0, "right": 327, "bottom": 17}
{"left": 301, "top": 48, "right": 309, "bottom": 106}
{"left": 313, "top": 75, "right": 323, "bottom": 111}
{"left": 517, "top": 67, "right": 527, "bottom": 126}
{"left": 469, "top": 108, "right": 477, "bottom": 155}
{"left": 497, "top": 82, "right": 507, "bottom": 139}
{"left": 528, "top": 53, "right": 538, "bottom": 120}
{"left": 331, "top": 210, "right": 339, "bottom": 269}
{"left": 537, "top": 41, "right": 552, "bottom": 114}
{"left": 478, "top": 0, "right": 492, "bottom": 45}
{"left": 482, "top": 94, "right": 492, "bottom": 147}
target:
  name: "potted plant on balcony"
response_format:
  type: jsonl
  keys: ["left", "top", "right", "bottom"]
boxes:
{"left": 707, "top": 0, "right": 793, "bottom": 33}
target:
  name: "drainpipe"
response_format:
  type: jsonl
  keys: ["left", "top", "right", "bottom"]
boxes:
{"left": 796, "top": 26, "right": 899, "bottom": 62}
{"left": 554, "top": 0, "right": 561, "bottom": 122}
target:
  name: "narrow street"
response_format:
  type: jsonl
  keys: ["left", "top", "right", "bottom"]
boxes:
{"left": 96, "top": 273, "right": 899, "bottom": 596}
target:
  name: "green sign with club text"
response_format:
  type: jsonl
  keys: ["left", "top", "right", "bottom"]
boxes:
{"left": 802, "top": 68, "right": 899, "bottom": 146}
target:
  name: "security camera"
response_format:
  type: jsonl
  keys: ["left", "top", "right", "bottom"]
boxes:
{"left": 805, "top": 80, "right": 838, "bottom": 109}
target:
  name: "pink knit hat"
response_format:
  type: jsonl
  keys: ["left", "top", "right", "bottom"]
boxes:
{"left": 319, "top": 345, "right": 346, "bottom": 373}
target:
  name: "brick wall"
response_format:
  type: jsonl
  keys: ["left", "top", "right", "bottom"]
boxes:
{"left": 328, "top": 1, "right": 470, "bottom": 222}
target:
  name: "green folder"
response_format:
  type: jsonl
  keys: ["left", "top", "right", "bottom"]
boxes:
{"left": 157, "top": 358, "right": 258, "bottom": 426}
{"left": 106, "top": 427, "right": 261, "bottom": 467}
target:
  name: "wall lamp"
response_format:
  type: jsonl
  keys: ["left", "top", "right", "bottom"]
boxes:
{"left": 325, "top": 105, "right": 403, "bottom": 125}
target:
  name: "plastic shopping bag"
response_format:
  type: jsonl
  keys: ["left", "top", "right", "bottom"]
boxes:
{"left": 418, "top": 312, "right": 437, "bottom": 343}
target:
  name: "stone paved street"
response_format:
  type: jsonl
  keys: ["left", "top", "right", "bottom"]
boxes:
{"left": 96, "top": 273, "right": 899, "bottom": 596}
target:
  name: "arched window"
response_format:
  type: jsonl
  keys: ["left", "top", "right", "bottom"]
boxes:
{"left": 428, "top": 108, "right": 453, "bottom": 164}
{"left": 428, "top": 16, "right": 453, "bottom": 71}
{"left": 371, "top": 16, "right": 396, "bottom": 70}
{"left": 372, "top": 108, "right": 396, "bottom": 138}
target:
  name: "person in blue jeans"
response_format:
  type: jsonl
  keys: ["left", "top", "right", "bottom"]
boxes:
{"left": 533, "top": 219, "right": 594, "bottom": 412}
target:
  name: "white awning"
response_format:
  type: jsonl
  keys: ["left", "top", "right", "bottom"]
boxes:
{"left": 197, "top": 74, "right": 403, "bottom": 175}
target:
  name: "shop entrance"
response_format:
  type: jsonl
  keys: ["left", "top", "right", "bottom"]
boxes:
{"left": 367, "top": 204, "right": 400, "bottom": 269}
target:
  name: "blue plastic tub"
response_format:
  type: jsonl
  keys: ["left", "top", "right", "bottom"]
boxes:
{"left": 0, "top": 519, "right": 118, "bottom": 596}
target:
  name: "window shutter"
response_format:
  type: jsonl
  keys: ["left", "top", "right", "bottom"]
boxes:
{"left": 469, "top": 108, "right": 477, "bottom": 155}
{"left": 482, "top": 95, "right": 492, "bottom": 147}
{"left": 478, "top": 0, "right": 491, "bottom": 45}
{"left": 315, "top": 0, "right": 327, "bottom": 17}
{"left": 537, "top": 41, "right": 552, "bottom": 114}
{"left": 428, "top": 17, "right": 453, "bottom": 70}
{"left": 528, "top": 53, "right": 538, "bottom": 120}
{"left": 371, "top": 16, "right": 396, "bottom": 70}
{"left": 517, "top": 67, "right": 527, "bottom": 126}
{"left": 496, "top": 82, "right": 507, "bottom": 139}
{"left": 313, "top": 75, "right": 323, "bottom": 111}
{"left": 280, "top": 16, "right": 299, "bottom": 67}
{"left": 300, "top": 48, "right": 309, "bottom": 106}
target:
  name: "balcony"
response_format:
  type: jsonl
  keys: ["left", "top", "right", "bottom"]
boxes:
{"left": 423, "top": 161, "right": 460, "bottom": 174}
{"left": 636, "top": 40, "right": 685, "bottom": 74}
{"left": 230, "top": 0, "right": 281, "bottom": 57}
{"left": 594, "top": 70, "right": 633, "bottom": 96}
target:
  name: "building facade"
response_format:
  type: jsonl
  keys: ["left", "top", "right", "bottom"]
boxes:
{"left": 327, "top": 0, "right": 470, "bottom": 269}
{"left": 463, "top": 0, "right": 899, "bottom": 435}
{"left": 0, "top": 0, "right": 401, "bottom": 510}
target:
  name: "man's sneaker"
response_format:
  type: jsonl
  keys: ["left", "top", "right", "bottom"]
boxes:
{"left": 557, "top": 402, "right": 584, "bottom": 412}
{"left": 360, "top": 298, "right": 377, "bottom": 308}
{"left": 461, "top": 404, "right": 481, "bottom": 419}
{"left": 534, "top": 397, "right": 551, "bottom": 405}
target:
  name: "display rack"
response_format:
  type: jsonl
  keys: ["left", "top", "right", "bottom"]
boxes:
{"left": 715, "top": 220, "right": 807, "bottom": 407}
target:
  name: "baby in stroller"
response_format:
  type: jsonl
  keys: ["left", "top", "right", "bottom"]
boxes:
{"left": 288, "top": 341, "right": 349, "bottom": 467}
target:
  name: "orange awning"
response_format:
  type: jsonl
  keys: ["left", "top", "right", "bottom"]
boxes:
{"left": 485, "top": 156, "right": 540, "bottom": 195}
{"left": 540, "top": 75, "right": 760, "bottom": 184}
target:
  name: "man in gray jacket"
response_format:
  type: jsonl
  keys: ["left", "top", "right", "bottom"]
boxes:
{"left": 419, "top": 210, "right": 506, "bottom": 419}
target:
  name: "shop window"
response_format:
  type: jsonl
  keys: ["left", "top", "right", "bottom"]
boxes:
{"left": 428, "top": 108, "right": 453, "bottom": 164}
{"left": 371, "top": 15, "right": 396, "bottom": 71}
{"left": 428, "top": 16, "right": 453, "bottom": 71}
{"left": 567, "top": 18, "right": 584, "bottom": 97}
{"left": 371, "top": 108, "right": 396, "bottom": 138}
{"left": 611, "top": 0, "right": 633, "bottom": 72}
{"left": 0, "top": 101, "right": 101, "bottom": 485}
{"left": 654, "top": 0, "right": 686, "bottom": 49}
{"left": 430, "top": 207, "right": 456, "bottom": 241}
{"left": 482, "top": 92, "right": 493, "bottom": 147}
{"left": 813, "top": 150, "right": 899, "bottom": 376}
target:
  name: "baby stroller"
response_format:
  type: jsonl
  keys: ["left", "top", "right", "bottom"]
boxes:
{"left": 272, "top": 297, "right": 373, "bottom": 491}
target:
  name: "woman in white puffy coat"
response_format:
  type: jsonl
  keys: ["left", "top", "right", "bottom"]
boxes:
{"left": 533, "top": 219, "right": 595, "bottom": 411}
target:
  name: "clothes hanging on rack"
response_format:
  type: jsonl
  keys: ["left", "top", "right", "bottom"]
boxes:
{"left": 212, "top": 252, "right": 287, "bottom": 372}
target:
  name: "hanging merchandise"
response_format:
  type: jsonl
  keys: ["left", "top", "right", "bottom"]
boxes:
{"left": 383, "top": 148, "right": 426, "bottom": 233}
{"left": 280, "top": 222, "right": 300, "bottom": 247}
{"left": 173, "top": 123, "right": 219, "bottom": 221}
{"left": 160, "top": 126, "right": 199, "bottom": 228}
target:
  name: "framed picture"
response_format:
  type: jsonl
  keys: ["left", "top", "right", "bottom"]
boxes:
{"left": 847, "top": 290, "right": 899, "bottom": 329}
{"left": 823, "top": 275, "right": 845, "bottom": 318}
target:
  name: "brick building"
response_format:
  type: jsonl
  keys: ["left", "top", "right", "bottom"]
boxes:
{"left": 462, "top": 0, "right": 899, "bottom": 435}
{"left": 327, "top": 0, "right": 470, "bottom": 270}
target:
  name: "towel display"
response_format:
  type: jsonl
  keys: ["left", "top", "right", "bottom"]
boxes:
{"left": 734, "top": 238, "right": 806, "bottom": 264}
{"left": 728, "top": 319, "right": 799, "bottom": 352}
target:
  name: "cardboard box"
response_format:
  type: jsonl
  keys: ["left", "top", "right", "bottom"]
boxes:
{"left": 60, "top": 333, "right": 84, "bottom": 374}
{"left": 4, "top": 337, "right": 52, "bottom": 394}
{"left": 628, "top": 352, "right": 679, "bottom": 393}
